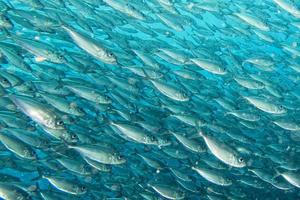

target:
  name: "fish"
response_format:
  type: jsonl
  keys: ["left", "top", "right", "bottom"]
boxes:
{"left": 279, "top": 170, "right": 300, "bottom": 188}
{"left": 83, "top": 156, "right": 112, "bottom": 172}
{"left": 9, "top": 94, "right": 65, "bottom": 129}
{"left": 4, "top": 128, "right": 49, "bottom": 149}
{"left": 56, "top": 156, "right": 95, "bottom": 175}
{"left": 170, "top": 168, "right": 192, "bottom": 182}
{"left": 110, "top": 121, "right": 158, "bottom": 145}
{"left": 12, "top": 35, "right": 66, "bottom": 64}
{"left": 191, "top": 58, "right": 227, "bottom": 75}
{"left": 273, "top": 0, "right": 300, "bottom": 18}
{"left": 199, "top": 131, "right": 246, "bottom": 168}
{"left": 0, "top": 183, "right": 32, "bottom": 200}
{"left": 64, "top": 84, "right": 112, "bottom": 105}
{"left": 62, "top": 25, "right": 117, "bottom": 64}
{"left": 42, "top": 174, "right": 87, "bottom": 195}
{"left": 102, "top": 0, "right": 145, "bottom": 20}
{"left": 41, "top": 126, "right": 78, "bottom": 143}
{"left": 38, "top": 92, "right": 85, "bottom": 116}
{"left": 68, "top": 144, "right": 126, "bottom": 165}
{"left": 171, "top": 132, "right": 206, "bottom": 153}
{"left": 0, "top": 42, "right": 31, "bottom": 72}
{"left": 234, "top": 12, "right": 270, "bottom": 31}
{"left": 192, "top": 165, "right": 232, "bottom": 186}
{"left": 243, "top": 96, "right": 287, "bottom": 114}
{"left": 0, "top": 132, "right": 36, "bottom": 160}
{"left": 149, "top": 79, "right": 189, "bottom": 102}
{"left": 148, "top": 183, "right": 185, "bottom": 200}
{"left": 233, "top": 76, "right": 265, "bottom": 90}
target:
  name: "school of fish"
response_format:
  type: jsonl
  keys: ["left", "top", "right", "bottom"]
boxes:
{"left": 0, "top": 0, "right": 299, "bottom": 199}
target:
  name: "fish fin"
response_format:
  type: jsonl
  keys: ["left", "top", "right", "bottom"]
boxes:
{"left": 32, "top": 182, "right": 41, "bottom": 193}
{"left": 34, "top": 56, "right": 47, "bottom": 62}
{"left": 48, "top": 141, "right": 69, "bottom": 153}
{"left": 55, "top": 14, "right": 68, "bottom": 28}
{"left": 0, "top": 28, "right": 12, "bottom": 40}
{"left": 223, "top": 73, "right": 235, "bottom": 86}
{"left": 187, "top": 133, "right": 201, "bottom": 139}
{"left": 31, "top": 167, "right": 45, "bottom": 181}
{"left": 274, "top": 167, "right": 284, "bottom": 178}
{"left": 159, "top": 130, "right": 172, "bottom": 136}
{"left": 26, "top": 182, "right": 42, "bottom": 199}
{"left": 100, "top": 114, "right": 113, "bottom": 126}
{"left": 198, "top": 130, "right": 205, "bottom": 137}
{"left": 140, "top": 67, "right": 154, "bottom": 81}
{"left": 186, "top": 158, "right": 197, "bottom": 168}
{"left": 26, "top": 183, "right": 38, "bottom": 192}
{"left": 133, "top": 148, "right": 140, "bottom": 156}
{"left": 34, "top": 91, "right": 46, "bottom": 98}
{"left": 224, "top": 112, "right": 232, "bottom": 117}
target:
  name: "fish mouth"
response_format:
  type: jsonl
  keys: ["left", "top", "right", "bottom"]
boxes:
{"left": 52, "top": 125, "right": 66, "bottom": 130}
{"left": 117, "top": 158, "right": 126, "bottom": 164}
{"left": 107, "top": 59, "right": 118, "bottom": 65}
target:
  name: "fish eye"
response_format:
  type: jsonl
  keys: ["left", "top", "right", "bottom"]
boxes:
{"left": 238, "top": 157, "right": 244, "bottom": 163}
{"left": 68, "top": 117, "right": 75, "bottom": 123}
{"left": 174, "top": 92, "right": 180, "bottom": 97}
{"left": 81, "top": 186, "right": 86, "bottom": 191}
{"left": 56, "top": 120, "right": 64, "bottom": 126}
{"left": 1, "top": 79, "right": 8, "bottom": 84}
{"left": 107, "top": 53, "right": 113, "bottom": 57}
{"left": 161, "top": 138, "right": 168, "bottom": 143}
{"left": 71, "top": 134, "right": 77, "bottom": 139}
{"left": 279, "top": 105, "right": 283, "bottom": 110}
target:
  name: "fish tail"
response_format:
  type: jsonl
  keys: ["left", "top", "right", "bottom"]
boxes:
{"left": 198, "top": 130, "right": 204, "bottom": 137}
{"left": 223, "top": 73, "right": 234, "bottom": 86}
{"left": 35, "top": 91, "right": 45, "bottom": 98}
{"left": 55, "top": 14, "right": 67, "bottom": 28}
{"left": 0, "top": 28, "right": 11, "bottom": 40}
{"left": 4, "top": 1, "right": 13, "bottom": 10}
{"left": 27, "top": 182, "right": 39, "bottom": 192}
{"left": 31, "top": 167, "right": 45, "bottom": 181}
{"left": 141, "top": 67, "right": 153, "bottom": 81}
{"left": 26, "top": 182, "right": 41, "bottom": 199}
{"left": 274, "top": 167, "right": 283, "bottom": 178}
{"left": 101, "top": 113, "right": 112, "bottom": 125}
{"left": 133, "top": 148, "right": 139, "bottom": 156}
{"left": 224, "top": 112, "right": 231, "bottom": 116}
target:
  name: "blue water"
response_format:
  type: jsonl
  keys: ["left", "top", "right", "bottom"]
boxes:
{"left": 0, "top": 0, "right": 299, "bottom": 199}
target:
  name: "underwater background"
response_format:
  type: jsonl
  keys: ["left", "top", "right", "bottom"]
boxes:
{"left": 0, "top": 0, "right": 299, "bottom": 199}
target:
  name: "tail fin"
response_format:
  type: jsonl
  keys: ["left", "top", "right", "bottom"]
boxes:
{"left": 100, "top": 113, "right": 112, "bottom": 125}
{"left": 0, "top": 28, "right": 10, "bottom": 40}
{"left": 273, "top": 167, "right": 283, "bottom": 179}
{"left": 31, "top": 167, "right": 46, "bottom": 181}
{"left": 198, "top": 130, "right": 204, "bottom": 137}
{"left": 56, "top": 14, "right": 68, "bottom": 28}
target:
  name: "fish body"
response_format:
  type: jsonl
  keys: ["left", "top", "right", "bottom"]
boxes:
{"left": 199, "top": 131, "right": 246, "bottom": 168}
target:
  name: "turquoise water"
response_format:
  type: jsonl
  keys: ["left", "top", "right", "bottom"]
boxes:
{"left": 0, "top": 0, "right": 299, "bottom": 199}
